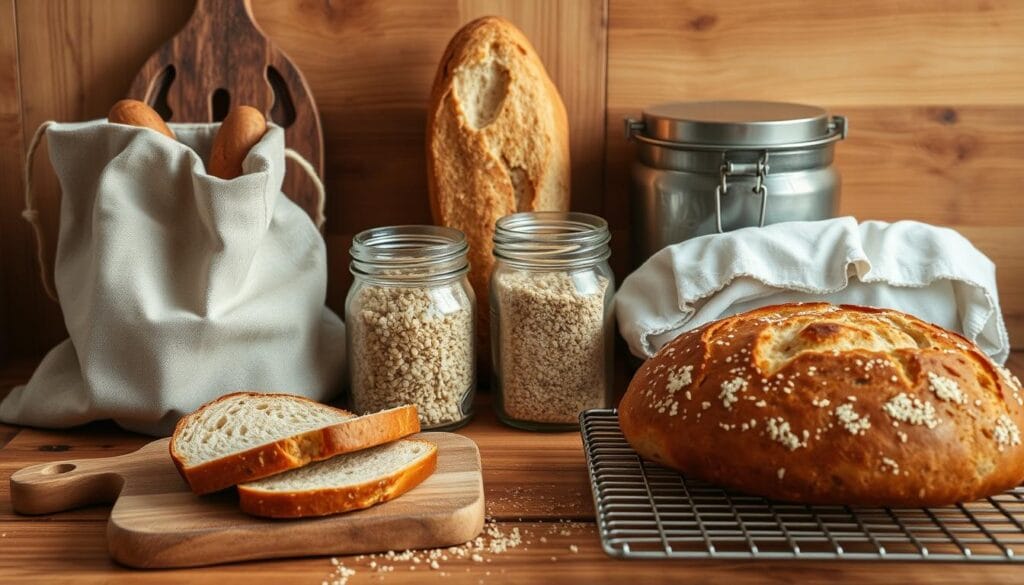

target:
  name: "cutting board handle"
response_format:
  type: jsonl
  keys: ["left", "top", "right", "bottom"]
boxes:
{"left": 10, "top": 452, "right": 134, "bottom": 515}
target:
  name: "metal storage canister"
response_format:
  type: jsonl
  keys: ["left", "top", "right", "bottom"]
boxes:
{"left": 625, "top": 101, "right": 847, "bottom": 266}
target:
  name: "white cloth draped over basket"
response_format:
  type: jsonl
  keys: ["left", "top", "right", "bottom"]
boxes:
{"left": 0, "top": 120, "right": 345, "bottom": 436}
{"left": 616, "top": 217, "right": 1010, "bottom": 364}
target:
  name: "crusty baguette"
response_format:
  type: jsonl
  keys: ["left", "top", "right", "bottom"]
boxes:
{"left": 208, "top": 105, "right": 267, "bottom": 179}
{"left": 108, "top": 99, "right": 176, "bottom": 139}
{"left": 619, "top": 303, "right": 1024, "bottom": 507}
{"left": 427, "top": 16, "right": 570, "bottom": 358}
{"left": 170, "top": 392, "right": 420, "bottom": 495}
{"left": 238, "top": 439, "right": 438, "bottom": 518}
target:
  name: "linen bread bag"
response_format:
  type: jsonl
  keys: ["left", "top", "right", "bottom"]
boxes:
{"left": 0, "top": 117, "right": 345, "bottom": 436}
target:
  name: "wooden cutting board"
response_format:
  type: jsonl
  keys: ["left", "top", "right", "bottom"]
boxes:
{"left": 9, "top": 432, "right": 484, "bottom": 569}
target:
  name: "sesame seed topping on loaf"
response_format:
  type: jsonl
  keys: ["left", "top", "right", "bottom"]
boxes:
{"left": 619, "top": 303, "right": 1024, "bottom": 506}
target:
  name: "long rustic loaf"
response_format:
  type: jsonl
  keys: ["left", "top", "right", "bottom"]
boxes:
{"left": 237, "top": 439, "right": 438, "bottom": 518}
{"left": 170, "top": 392, "right": 420, "bottom": 494}
{"left": 427, "top": 16, "right": 570, "bottom": 356}
{"left": 619, "top": 303, "right": 1024, "bottom": 506}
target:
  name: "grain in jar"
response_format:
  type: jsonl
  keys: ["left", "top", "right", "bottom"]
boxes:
{"left": 491, "top": 212, "right": 615, "bottom": 430}
{"left": 346, "top": 226, "right": 475, "bottom": 429}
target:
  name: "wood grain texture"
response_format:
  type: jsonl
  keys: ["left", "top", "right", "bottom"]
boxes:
{"left": 249, "top": 0, "right": 608, "bottom": 309}
{"left": 606, "top": 0, "right": 1024, "bottom": 347}
{"left": 5, "top": 522, "right": 1024, "bottom": 584}
{"left": 128, "top": 0, "right": 324, "bottom": 221}
{"left": 0, "top": 351, "right": 1021, "bottom": 582}
{"left": 7, "top": 0, "right": 1020, "bottom": 360}
{"left": 607, "top": 0, "right": 1024, "bottom": 107}
{"left": 0, "top": 398, "right": 590, "bottom": 523}
{"left": 9, "top": 432, "right": 484, "bottom": 568}
{"left": 0, "top": 0, "right": 21, "bottom": 364}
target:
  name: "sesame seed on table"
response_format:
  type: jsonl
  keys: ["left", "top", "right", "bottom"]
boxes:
{"left": 0, "top": 354, "right": 1022, "bottom": 583}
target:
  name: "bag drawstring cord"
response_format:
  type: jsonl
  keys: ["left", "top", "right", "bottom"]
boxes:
{"left": 284, "top": 148, "right": 326, "bottom": 230}
{"left": 21, "top": 125, "right": 328, "bottom": 304}
{"left": 22, "top": 121, "right": 58, "bottom": 302}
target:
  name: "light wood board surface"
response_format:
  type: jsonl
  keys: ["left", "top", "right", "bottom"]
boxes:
{"left": 9, "top": 431, "right": 484, "bottom": 568}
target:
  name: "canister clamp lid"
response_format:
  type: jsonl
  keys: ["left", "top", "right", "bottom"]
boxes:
{"left": 625, "top": 100, "right": 847, "bottom": 151}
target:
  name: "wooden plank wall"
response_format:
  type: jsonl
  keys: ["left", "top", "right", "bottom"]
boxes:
{"left": 248, "top": 0, "right": 609, "bottom": 316}
{"left": 1, "top": 0, "right": 1022, "bottom": 363}
{"left": 0, "top": 0, "right": 21, "bottom": 360}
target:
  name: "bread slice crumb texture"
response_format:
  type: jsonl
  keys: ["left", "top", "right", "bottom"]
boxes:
{"left": 173, "top": 394, "right": 352, "bottom": 466}
{"left": 243, "top": 440, "right": 433, "bottom": 492}
{"left": 238, "top": 439, "right": 439, "bottom": 518}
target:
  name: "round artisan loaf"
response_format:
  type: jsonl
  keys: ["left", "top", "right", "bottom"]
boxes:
{"left": 619, "top": 303, "right": 1024, "bottom": 506}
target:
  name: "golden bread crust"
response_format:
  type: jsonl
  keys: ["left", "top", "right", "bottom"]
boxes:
{"left": 170, "top": 392, "right": 420, "bottom": 495}
{"left": 426, "top": 16, "right": 570, "bottom": 357}
{"left": 619, "top": 303, "right": 1024, "bottom": 506}
{"left": 237, "top": 440, "right": 438, "bottom": 518}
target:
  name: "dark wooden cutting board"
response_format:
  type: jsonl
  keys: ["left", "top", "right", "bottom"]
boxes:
{"left": 127, "top": 0, "right": 324, "bottom": 223}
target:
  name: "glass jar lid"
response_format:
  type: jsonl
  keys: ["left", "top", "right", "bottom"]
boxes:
{"left": 350, "top": 225, "right": 469, "bottom": 284}
{"left": 493, "top": 211, "right": 611, "bottom": 270}
{"left": 627, "top": 100, "right": 847, "bottom": 151}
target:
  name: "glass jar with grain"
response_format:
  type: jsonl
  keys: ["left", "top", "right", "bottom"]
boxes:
{"left": 346, "top": 225, "right": 475, "bottom": 430}
{"left": 491, "top": 212, "right": 615, "bottom": 431}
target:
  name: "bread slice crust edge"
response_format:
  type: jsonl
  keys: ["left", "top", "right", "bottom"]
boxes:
{"left": 236, "top": 439, "right": 439, "bottom": 518}
{"left": 170, "top": 393, "right": 421, "bottom": 495}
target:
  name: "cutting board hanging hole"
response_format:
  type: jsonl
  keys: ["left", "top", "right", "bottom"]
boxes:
{"left": 267, "top": 66, "right": 297, "bottom": 128}
{"left": 127, "top": 0, "right": 325, "bottom": 222}
{"left": 150, "top": 64, "right": 176, "bottom": 122}
{"left": 211, "top": 88, "right": 231, "bottom": 122}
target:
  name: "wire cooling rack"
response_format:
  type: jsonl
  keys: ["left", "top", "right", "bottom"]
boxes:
{"left": 580, "top": 409, "right": 1024, "bottom": 562}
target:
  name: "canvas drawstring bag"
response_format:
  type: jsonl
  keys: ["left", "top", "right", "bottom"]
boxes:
{"left": 0, "top": 119, "right": 345, "bottom": 436}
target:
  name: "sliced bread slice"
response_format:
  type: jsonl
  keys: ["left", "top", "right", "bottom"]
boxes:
{"left": 237, "top": 439, "right": 438, "bottom": 518}
{"left": 170, "top": 392, "right": 420, "bottom": 495}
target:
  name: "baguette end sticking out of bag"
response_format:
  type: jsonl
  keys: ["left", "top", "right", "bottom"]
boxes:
{"left": 237, "top": 439, "right": 438, "bottom": 518}
{"left": 427, "top": 16, "right": 571, "bottom": 352}
{"left": 107, "top": 99, "right": 176, "bottom": 139}
{"left": 208, "top": 105, "right": 267, "bottom": 180}
{"left": 170, "top": 392, "right": 420, "bottom": 495}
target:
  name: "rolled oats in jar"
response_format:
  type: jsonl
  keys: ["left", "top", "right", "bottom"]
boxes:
{"left": 346, "top": 226, "right": 475, "bottom": 430}
{"left": 491, "top": 212, "right": 615, "bottom": 431}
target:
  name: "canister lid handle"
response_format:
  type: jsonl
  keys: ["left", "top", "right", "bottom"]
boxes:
{"left": 624, "top": 117, "right": 645, "bottom": 140}
{"left": 624, "top": 115, "right": 847, "bottom": 151}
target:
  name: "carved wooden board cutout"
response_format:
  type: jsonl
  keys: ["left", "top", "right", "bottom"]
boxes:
{"left": 128, "top": 0, "right": 324, "bottom": 224}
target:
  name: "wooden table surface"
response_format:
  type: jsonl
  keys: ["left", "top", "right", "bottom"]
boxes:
{"left": 1, "top": 353, "right": 1023, "bottom": 584}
